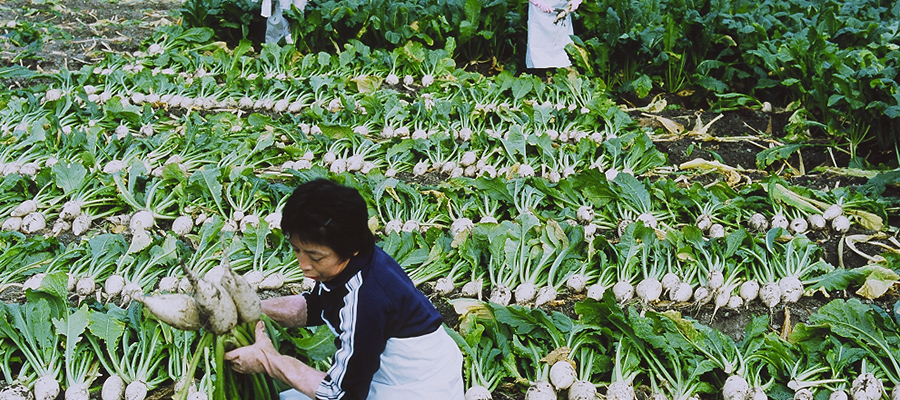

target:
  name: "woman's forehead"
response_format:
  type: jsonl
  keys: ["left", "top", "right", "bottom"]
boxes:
{"left": 288, "top": 235, "right": 332, "bottom": 253}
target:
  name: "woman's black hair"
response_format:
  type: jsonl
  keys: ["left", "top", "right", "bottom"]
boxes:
{"left": 281, "top": 178, "right": 375, "bottom": 260}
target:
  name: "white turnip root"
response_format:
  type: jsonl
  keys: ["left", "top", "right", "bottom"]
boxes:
{"left": 635, "top": 277, "right": 662, "bottom": 304}
{"left": 891, "top": 386, "right": 900, "bottom": 400}
{"left": 831, "top": 390, "right": 848, "bottom": 400}
{"left": 157, "top": 276, "right": 178, "bottom": 293}
{"left": 823, "top": 204, "right": 843, "bottom": 221}
{"left": 489, "top": 285, "right": 511, "bottom": 306}
{"left": 434, "top": 277, "right": 455, "bottom": 295}
{"left": 795, "top": 388, "right": 813, "bottom": 400}
{"left": 67, "top": 273, "right": 77, "bottom": 292}
{"left": 65, "top": 383, "right": 90, "bottom": 400}
{"left": 1, "top": 385, "right": 32, "bottom": 400}
{"left": 747, "top": 387, "right": 767, "bottom": 400}
{"left": 2, "top": 217, "right": 23, "bottom": 231}
{"left": 789, "top": 217, "right": 808, "bottom": 235}
{"left": 549, "top": 360, "right": 577, "bottom": 390}
{"left": 637, "top": 213, "right": 658, "bottom": 229}
{"left": 749, "top": 213, "right": 768, "bottom": 232}
{"left": 121, "top": 282, "right": 142, "bottom": 300}
{"left": 22, "top": 212, "right": 47, "bottom": 233}
{"left": 243, "top": 271, "right": 264, "bottom": 290}
{"left": 696, "top": 214, "right": 712, "bottom": 232}
{"left": 183, "top": 266, "right": 238, "bottom": 334}
{"left": 460, "top": 279, "right": 483, "bottom": 298}
{"left": 134, "top": 293, "right": 202, "bottom": 331}
{"left": 576, "top": 206, "right": 594, "bottom": 224}
{"left": 465, "top": 386, "right": 493, "bottom": 400}
{"left": 808, "top": 214, "right": 827, "bottom": 231}
{"left": 257, "top": 272, "right": 285, "bottom": 290}
{"left": 524, "top": 381, "right": 555, "bottom": 400}
{"left": 124, "top": 380, "right": 147, "bottom": 400}
{"left": 723, "top": 375, "right": 750, "bottom": 400}
{"left": 693, "top": 286, "right": 713, "bottom": 307}
{"left": 727, "top": 295, "right": 744, "bottom": 309}
{"left": 759, "top": 282, "right": 781, "bottom": 310}
{"left": 52, "top": 219, "right": 71, "bottom": 236}
{"left": 832, "top": 215, "right": 851, "bottom": 233}
{"left": 172, "top": 215, "right": 194, "bottom": 235}
{"left": 60, "top": 201, "right": 82, "bottom": 220}
{"left": 23, "top": 273, "right": 45, "bottom": 291}
{"left": 105, "top": 274, "right": 125, "bottom": 298}
{"left": 612, "top": 281, "right": 634, "bottom": 303}
{"left": 34, "top": 374, "right": 60, "bottom": 400}
{"left": 102, "top": 375, "right": 125, "bottom": 400}
{"left": 568, "top": 380, "right": 598, "bottom": 400}
{"left": 566, "top": 274, "right": 586, "bottom": 294}
{"left": 71, "top": 214, "right": 91, "bottom": 236}
{"left": 75, "top": 276, "right": 96, "bottom": 297}
{"left": 607, "top": 380, "right": 636, "bottom": 400}
{"left": 710, "top": 288, "right": 731, "bottom": 321}
{"left": 707, "top": 269, "right": 724, "bottom": 291}
{"left": 450, "top": 218, "right": 474, "bottom": 237}
{"left": 586, "top": 283, "right": 605, "bottom": 301}
{"left": 740, "top": 280, "right": 760, "bottom": 304}
{"left": 218, "top": 263, "right": 262, "bottom": 325}
{"left": 779, "top": 275, "right": 804, "bottom": 303}
{"left": 130, "top": 211, "right": 155, "bottom": 232}
{"left": 851, "top": 373, "right": 883, "bottom": 400}
{"left": 771, "top": 213, "right": 789, "bottom": 230}
{"left": 708, "top": 223, "right": 726, "bottom": 238}
{"left": 661, "top": 272, "right": 680, "bottom": 294}
{"left": 534, "top": 286, "right": 557, "bottom": 307}
{"left": 670, "top": 282, "right": 693, "bottom": 303}
{"left": 11, "top": 200, "right": 37, "bottom": 217}
{"left": 515, "top": 282, "right": 537, "bottom": 304}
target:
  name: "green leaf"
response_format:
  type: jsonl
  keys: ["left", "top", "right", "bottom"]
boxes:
{"left": 756, "top": 144, "right": 805, "bottom": 168}
{"left": 52, "top": 161, "right": 87, "bottom": 194}
{"left": 613, "top": 173, "right": 651, "bottom": 212}
{"left": 87, "top": 309, "right": 126, "bottom": 350}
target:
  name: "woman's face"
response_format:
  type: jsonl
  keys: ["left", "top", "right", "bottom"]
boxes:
{"left": 289, "top": 235, "right": 351, "bottom": 282}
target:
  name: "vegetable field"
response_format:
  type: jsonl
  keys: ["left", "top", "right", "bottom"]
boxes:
{"left": 1, "top": 0, "right": 899, "bottom": 399}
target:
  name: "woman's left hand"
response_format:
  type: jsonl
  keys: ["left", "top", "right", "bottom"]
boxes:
{"left": 224, "top": 321, "right": 276, "bottom": 374}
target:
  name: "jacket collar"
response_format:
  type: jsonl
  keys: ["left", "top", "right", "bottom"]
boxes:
{"left": 321, "top": 245, "right": 374, "bottom": 291}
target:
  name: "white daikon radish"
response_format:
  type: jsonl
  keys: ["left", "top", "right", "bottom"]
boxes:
{"left": 219, "top": 262, "right": 262, "bottom": 325}
{"left": 11, "top": 200, "right": 37, "bottom": 217}
{"left": 739, "top": 280, "right": 759, "bottom": 304}
{"left": 133, "top": 293, "right": 202, "bottom": 331}
{"left": 515, "top": 282, "right": 537, "bottom": 304}
{"left": 2, "top": 217, "right": 22, "bottom": 231}
{"left": 184, "top": 266, "right": 238, "bottom": 334}
{"left": 823, "top": 204, "right": 843, "bottom": 221}
{"left": 257, "top": 272, "right": 285, "bottom": 290}
{"left": 243, "top": 271, "right": 264, "bottom": 291}
{"left": 670, "top": 282, "right": 693, "bottom": 303}
{"left": 157, "top": 276, "right": 178, "bottom": 293}
{"left": 832, "top": 215, "right": 851, "bottom": 233}
{"left": 22, "top": 212, "right": 47, "bottom": 233}
{"left": 759, "top": 282, "right": 781, "bottom": 310}
{"left": 747, "top": 387, "right": 767, "bottom": 400}
{"left": 566, "top": 274, "right": 586, "bottom": 294}
{"left": 71, "top": 214, "right": 91, "bottom": 236}
{"left": 635, "top": 277, "right": 662, "bottom": 304}
{"left": 65, "top": 382, "right": 90, "bottom": 400}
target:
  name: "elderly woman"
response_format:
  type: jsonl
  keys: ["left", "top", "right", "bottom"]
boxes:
{"left": 225, "top": 178, "right": 464, "bottom": 400}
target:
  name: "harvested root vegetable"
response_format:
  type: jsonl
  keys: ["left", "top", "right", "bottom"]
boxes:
{"left": 586, "top": 283, "right": 605, "bottom": 301}
{"left": 568, "top": 380, "right": 597, "bottom": 400}
{"left": 549, "top": 360, "right": 577, "bottom": 390}
{"left": 34, "top": 374, "right": 60, "bottom": 400}
{"left": 612, "top": 281, "right": 634, "bottom": 303}
{"left": 105, "top": 274, "right": 126, "bottom": 298}
{"left": 1, "top": 385, "right": 32, "bottom": 400}
{"left": 670, "top": 282, "right": 693, "bottom": 303}
{"left": 747, "top": 387, "right": 767, "bottom": 400}
{"left": 133, "top": 293, "right": 202, "bottom": 331}
{"left": 22, "top": 212, "right": 47, "bottom": 233}
{"left": 707, "top": 270, "right": 724, "bottom": 291}
{"left": 727, "top": 295, "right": 744, "bottom": 309}
{"left": 795, "top": 388, "right": 814, "bottom": 400}
{"left": 823, "top": 204, "right": 843, "bottom": 221}
{"left": 779, "top": 275, "right": 804, "bottom": 303}
{"left": 125, "top": 380, "right": 147, "bottom": 400}
{"left": 851, "top": 373, "right": 883, "bottom": 400}
{"left": 243, "top": 271, "right": 264, "bottom": 290}
{"left": 708, "top": 223, "right": 725, "bottom": 238}
{"left": 789, "top": 217, "right": 808, "bottom": 235}
{"left": 2, "top": 216, "right": 23, "bottom": 231}
{"left": 831, "top": 390, "right": 848, "bottom": 400}
{"left": 832, "top": 215, "right": 851, "bottom": 233}
{"left": 65, "top": 382, "right": 90, "bottom": 400}
{"left": 607, "top": 380, "right": 636, "bottom": 400}
{"left": 60, "top": 201, "right": 82, "bottom": 220}
{"left": 660, "top": 272, "right": 680, "bottom": 294}
{"left": 23, "top": 273, "right": 45, "bottom": 291}
{"left": 460, "top": 279, "right": 482, "bottom": 298}
{"left": 71, "top": 214, "right": 91, "bottom": 236}
{"left": 75, "top": 276, "right": 96, "bottom": 297}
{"left": 748, "top": 213, "right": 768, "bottom": 232}
{"left": 759, "top": 282, "right": 781, "bottom": 310}
{"left": 489, "top": 285, "right": 511, "bottom": 306}
{"left": 434, "top": 277, "right": 455, "bottom": 295}
{"left": 102, "top": 375, "right": 125, "bottom": 400}
{"left": 257, "top": 272, "right": 285, "bottom": 290}
{"left": 183, "top": 266, "right": 238, "bottom": 334}
{"left": 739, "top": 280, "right": 759, "bottom": 304}
{"left": 157, "top": 276, "right": 178, "bottom": 293}
{"left": 696, "top": 214, "right": 712, "bottom": 232}
{"left": 172, "top": 215, "right": 194, "bottom": 235}
{"left": 534, "top": 286, "right": 557, "bottom": 308}
{"left": 524, "top": 381, "right": 555, "bottom": 400}
{"left": 693, "top": 286, "right": 713, "bottom": 307}
{"left": 11, "top": 200, "right": 37, "bottom": 217}
{"left": 566, "top": 274, "right": 586, "bottom": 294}
{"left": 130, "top": 211, "right": 155, "bottom": 232}
{"left": 465, "top": 386, "right": 492, "bottom": 400}
{"left": 808, "top": 214, "right": 827, "bottom": 231}
{"left": 515, "top": 282, "right": 537, "bottom": 304}
{"left": 635, "top": 278, "right": 661, "bottom": 304}
{"left": 219, "top": 263, "right": 262, "bottom": 325}
{"left": 723, "top": 375, "right": 749, "bottom": 400}
{"left": 771, "top": 213, "right": 789, "bottom": 230}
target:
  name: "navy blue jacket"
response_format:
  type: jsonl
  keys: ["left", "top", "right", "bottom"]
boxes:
{"left": 303, "top": 245, "right": 443, "bottom": 400}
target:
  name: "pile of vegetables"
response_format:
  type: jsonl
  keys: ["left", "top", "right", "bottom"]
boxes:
{"left": 0, "top": 4, "right": 898, "bottom": 400}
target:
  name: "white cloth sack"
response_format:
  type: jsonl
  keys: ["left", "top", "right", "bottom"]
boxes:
{"left": 525, "top": 0, "right": 574, "bottom": 68}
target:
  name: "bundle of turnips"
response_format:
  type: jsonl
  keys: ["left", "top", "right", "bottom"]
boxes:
{"left": 135, "top": 256, "right": 261, "bottom": 335}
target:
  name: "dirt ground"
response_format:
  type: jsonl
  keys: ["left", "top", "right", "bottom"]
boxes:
{"left": 2, "top": 1, "right": 900, "bottom": 399}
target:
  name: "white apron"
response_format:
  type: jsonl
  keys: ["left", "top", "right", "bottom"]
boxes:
{"left": 525, "top": 0, "right": 575, "bottom": 68}
{"left": 279, "top": 327, "right": 464, "bottom": 400}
